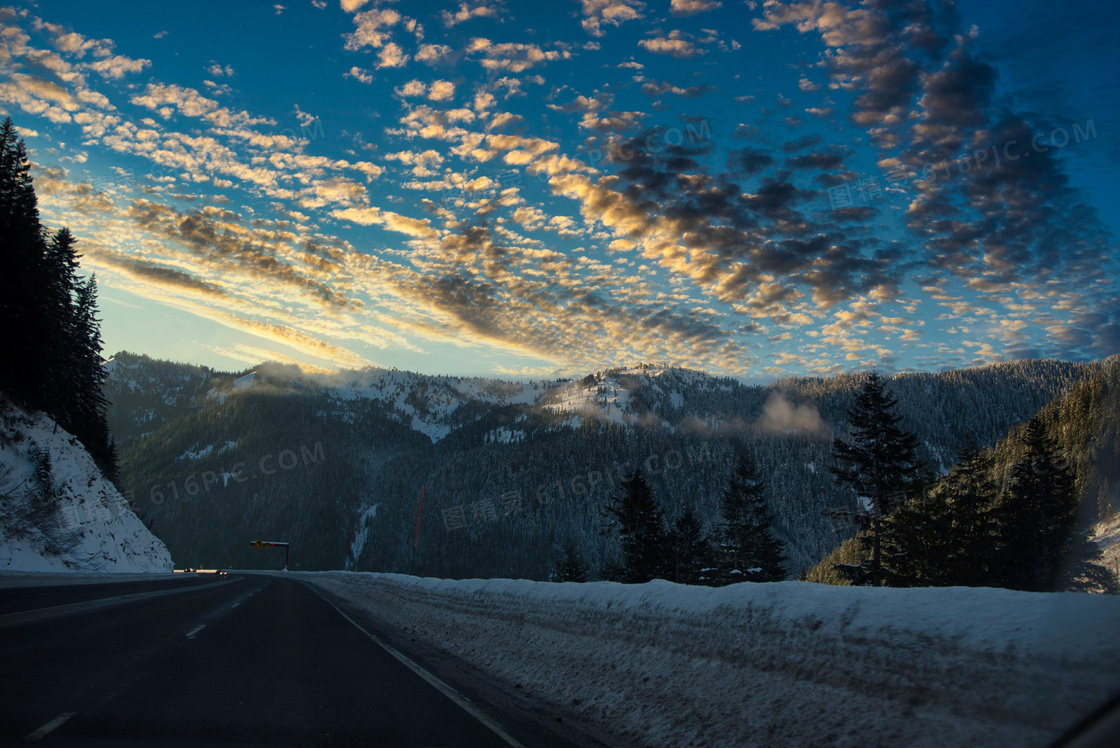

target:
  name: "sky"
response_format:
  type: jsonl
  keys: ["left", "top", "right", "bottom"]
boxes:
{"left": 1, "top": 0, "right": 1117, "bottom": 380}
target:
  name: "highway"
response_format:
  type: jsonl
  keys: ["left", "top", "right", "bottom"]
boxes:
{"left": 0, "top": 573, "right": 585, "bottom": 747}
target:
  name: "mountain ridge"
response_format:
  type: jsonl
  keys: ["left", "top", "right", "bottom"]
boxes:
{"left": 104, "top": 351, "right": 1110, "bottom": 577}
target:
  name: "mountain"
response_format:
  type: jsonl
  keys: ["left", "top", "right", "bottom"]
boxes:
{"left": 0, "top": 395, "right": 173, "bottom": 572}
{"left": 103, "top": 352, "right": 1106, "bottom": 577}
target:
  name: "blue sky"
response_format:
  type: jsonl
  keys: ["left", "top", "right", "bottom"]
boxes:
{"left": 2, "top": 0, "right": 1117, "bottom": 379}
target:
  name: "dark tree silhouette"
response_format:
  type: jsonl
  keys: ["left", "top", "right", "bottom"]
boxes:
{"left": 605, "top": 468, "right": 669, "bottom": 583}
{"left": 714, "top": 450, "right": 787, "bottom": 583}
{"left": 553, "top": 536, "right": 589, "bottom": 582}
{"left": 830, "top": 371, "right": 923, "bottom": 586}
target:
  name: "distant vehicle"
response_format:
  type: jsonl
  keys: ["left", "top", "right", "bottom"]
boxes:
{"left": 216, "top": 569, "right": 227, "bottom": 576}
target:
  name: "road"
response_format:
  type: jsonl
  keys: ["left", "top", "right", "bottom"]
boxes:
{"left": 0, "top": 573, "right": 582, "bottom": 747}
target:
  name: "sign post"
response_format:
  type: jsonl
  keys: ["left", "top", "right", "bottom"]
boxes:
{"left": 249, "top": 540, "right": 291, "bottom": 570}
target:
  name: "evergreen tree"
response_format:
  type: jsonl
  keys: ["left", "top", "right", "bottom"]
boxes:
{"left": 881, "top": 487, "right": 953, "bottom": 586}
{"left": 0, "top": 118, "right": 52, "bottom": 411}
{"left": 714, "top": 450, "right": 787, "bottom": 583}
{"left": 991, "top": 418, "right": 1107, "bottom": 591}
{"left": 605, "top": 468, "right": 669, "bottom": 583}
{"left": 553, "top": 537, "right": 589, "bottom": 582}
{"left": 830, "top": 371, "right": 923, "bottom": 586}
{"left": 0, "top": 121, "right": 116, "bottom": 480}
{"left": 667, "top": 506, "right": 714, "bottom": 585}
{"left": 941, "top": 445, "right": 1000, "bottom": 586}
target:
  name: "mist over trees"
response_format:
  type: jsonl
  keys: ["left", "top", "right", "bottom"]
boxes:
{"left": 0, "top": 119, "right": 115, "bottom": 478}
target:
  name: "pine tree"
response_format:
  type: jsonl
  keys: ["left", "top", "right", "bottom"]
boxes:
{"left": 667, "top": 506, "right": 714, "bottom": 585}
{"left": 605, "top": 468, "right": 669, "bottom": 583}
{"left": 0, "top": 121, "right": 116, "bottom": 480}
{"left": 991, "top": 417, "right": 1106, "bottom": 591}
{"left": 941, "top": 445, "right": 1000, "bottom": 586}
{"left": 554, "top": 537, "right": 589, "bottom": 582}
{"left": 882, "top": 487, "right": 953, "bottom": 586}
{"left": 0, "top": 118, "right": 52, "bottom": 411}
{"left": 714, "top": 450, "right": 787, "bottom": 583}
{"left": 830, "top": 371, "right": 923, "bottom": 586}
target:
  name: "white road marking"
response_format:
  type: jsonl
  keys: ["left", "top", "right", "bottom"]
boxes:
{"left": 25, "top": 712, "right": 75, "bottom": 740}
{"left": 231, "top": 603, "right": 240, "bottom": 608}
{"left": 186, "top": 624, "right": 206, "bottom": 638}
{"left": 308, "top": 588, "right": 527, "bottom": 748}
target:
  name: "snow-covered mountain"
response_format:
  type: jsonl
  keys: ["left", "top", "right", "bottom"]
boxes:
{"left": 0, "top": 397, "right": 173, "bottom": 573}
{"left": 103, "top": 352, "right": 1110, "bottom": 577}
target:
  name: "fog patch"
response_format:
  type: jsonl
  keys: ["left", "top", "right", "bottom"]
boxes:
{"left": 756, "top": 392, "right": 829, "bottom": 436}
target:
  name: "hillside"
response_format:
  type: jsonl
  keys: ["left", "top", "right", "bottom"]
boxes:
{"left": 103, "top": 352, "right": 1108, "bottom": 577}
{"left": 807, "top": 356, "right": 1120, "bottom": 587}
{"left": 0, "top": 396, "right": 173, "bottom": 573}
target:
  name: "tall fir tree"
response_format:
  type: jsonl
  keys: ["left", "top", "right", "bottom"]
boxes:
{"left": 830, "top": 371, "right": 923, "bottom": 586}
{"left": 605, "top": 468, "right": 669, "bottom": 583}
{"left": 941, "top": 444, "right": 1000, "bottom": 586}
{"left": 0, "top": 120, "right": 116, "bottom": 480}
{"left": 667, "top": 506, "right": 715, "bottom": 585}
{"left": 991, "top": 417, "right": 1108, "bottom": 591}
{"left": 714, "top": 450, "right": 787, "bottom": 583}
{"left": 0, "top": 118, "right": 52, "bottom": 411}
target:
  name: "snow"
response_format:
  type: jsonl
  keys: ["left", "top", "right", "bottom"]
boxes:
{"left": 299, "top": 572, "right": 1120, "bottom": 748}
{"left": 1092, "top": 513, "right": 1120, "bottom": 583}
{"left": 484, "top": 427, "right": 526, "bottom": 445}
{"left": 178, "top": 444, "right": 214, "bottom": 461}
{"left": 345, "top": 504, "right": 379, "bottom": 570}
{"left": 326, "top": 368, "right": 541, "bottom": 443}
{"left": 0, "top": 402, "right": 173, "bottom": 573}
{"left": 232, "top": 371, "right": 256, "bottom": 390}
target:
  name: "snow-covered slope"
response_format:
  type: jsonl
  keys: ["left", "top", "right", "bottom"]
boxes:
{"left": 303, "top": 572, "right": 1120, "bottom": 748}
{"left": 0, "top": 400, "right": 173, "bottom": 572}
{"left": 324, "top": 367, "right": 544, "bottom": 443}
{"left": 1092, "top": 513, "right": 1120, "bottom": 582}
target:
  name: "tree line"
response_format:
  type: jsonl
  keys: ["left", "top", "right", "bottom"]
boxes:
{"left": 578, "top": 368, "right": 1114, "bottom": 592}
{"left": 0, "top": 119, "right": 115, "bottom": 478}
{"left": 816, "top": 371, "right": 1114, "bottom": 592}
{"left": 555, "top": 450, "right": 789, "bottom": 585}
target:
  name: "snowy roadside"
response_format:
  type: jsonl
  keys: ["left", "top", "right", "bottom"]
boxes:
{"left": 298, "top": 572, "right": 1120, "bottom": 748}
{"left": 0, "top": 400, "right": 173, "bottom": 574}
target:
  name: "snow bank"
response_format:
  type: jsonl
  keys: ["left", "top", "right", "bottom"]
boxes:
{"left": 300, "top": 572, "right": 1120, "bottom": 748}
{"left": 0, "top": 401, "right": 173, "bottom": 573}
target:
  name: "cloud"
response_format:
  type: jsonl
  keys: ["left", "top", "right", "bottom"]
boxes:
{"left": 441, "top": 2, "right": 500, "bottom": 27}
{"left": 469, "top": 41, "right": 571, "bottom": 73}
{"left": 670, "top": 0, "right": 721, "bottom": 17}
{"left": 344, "top": 7, "right": 402, "bottom": 51}
{"left": 377, "top": 42, "right": 408, "bottom": 69}
{"left": 344, "top": 66, "right": 374, "bottom": 84}
{"left": 416, "top": 44, "right": 454, "bottom": 65}
{"left": 580, "top": 0, "right": 644, "bottom": 37}
{"left": 638, "top": 31, "right": 704, "bottom": 58}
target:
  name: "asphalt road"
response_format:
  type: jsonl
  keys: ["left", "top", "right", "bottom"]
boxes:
{"left": 0, "top": 573, "right": 581, "bottom": 747}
